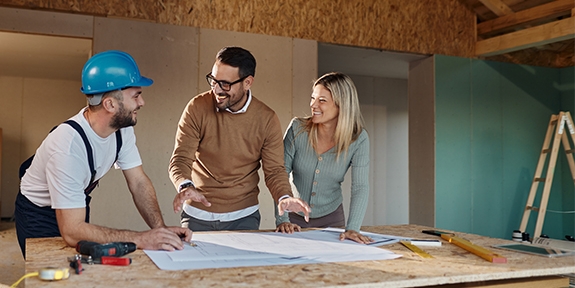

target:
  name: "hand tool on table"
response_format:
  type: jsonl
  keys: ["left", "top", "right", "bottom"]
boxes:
{"left": 422, "top": 230, "right": 507, "bottom": 263}
{"left": 68, "top": 254, "right": 132, "bottom": 266}
{"left": 68, "top": 254, "right": 84, "bottom": 274}
{"left": 399, "top": 240, "right": 433, "bottom": 258}
{"left": 70, "top": 240, "right": 135, "bottom": 272}
{"left": 76, "top": 240, "right": 136, "bottom": 258}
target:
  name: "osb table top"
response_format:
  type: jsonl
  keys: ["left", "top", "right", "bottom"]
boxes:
{"left": 25, "top": 224, "right": 575, "bottom": 287}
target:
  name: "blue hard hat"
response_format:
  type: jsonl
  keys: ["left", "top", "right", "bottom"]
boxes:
{"left": 81, "top": 50, "right": 153, "bottom": 95}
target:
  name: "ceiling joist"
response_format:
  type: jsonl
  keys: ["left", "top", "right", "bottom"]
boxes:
{"left": 479, "top": 0, "right": 514, "bottom": 16}
{"left": 477, "top": 0, "right": 574, "bottom": 35}
{"left": 476, "top": 16, "right": 575, "bottom": 56}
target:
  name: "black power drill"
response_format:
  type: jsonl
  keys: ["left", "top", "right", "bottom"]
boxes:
{"left": 76, "top": 240, "right": 137, "bottom": 259}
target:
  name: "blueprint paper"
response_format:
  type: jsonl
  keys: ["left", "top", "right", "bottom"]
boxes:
{"left": 145, "top": 229, "right": 402, "bottom": 270}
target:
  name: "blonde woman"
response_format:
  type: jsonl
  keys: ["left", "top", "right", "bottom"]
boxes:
{"left": 275, "top": 72, "right": 372, "bottom": 244}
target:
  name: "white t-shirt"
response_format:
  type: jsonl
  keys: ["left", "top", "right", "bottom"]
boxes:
{"left": 20, "top": 107, "right": 142, "bottom": 208}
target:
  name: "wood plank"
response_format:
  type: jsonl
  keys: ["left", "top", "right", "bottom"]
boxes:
{"left": 473, "top": 0, "right": 553, "bottom": 21}
{"left": 479, "top": 0, "right": 514, "bottom": 16}
{"left": 476, "top": 17, "right": 575, "bottom": 56}
{"left": 477, "top": 0, "right": 575, "bottom": 35}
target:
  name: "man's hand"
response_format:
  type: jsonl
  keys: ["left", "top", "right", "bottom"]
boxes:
{"left": 135, "top": 227, "right": 192, "bottom": 251}
{"left": 339, "top": 230, "right": 374, "bottom": 244}
{"left": 275, "top": 222, "right": 301, "bottom": 234}
{"left": 173, "top": 186, "right": 211, "bottom": 213}
{"left": 167, "top": 226, "right": 192, "bottom": 243}
{"left": 277, "top": 198, "right": 311, "bottom": 222}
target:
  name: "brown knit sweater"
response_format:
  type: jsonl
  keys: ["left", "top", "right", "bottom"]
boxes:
{"left": 169, "top": 91, "right": 293, "bottom": 213}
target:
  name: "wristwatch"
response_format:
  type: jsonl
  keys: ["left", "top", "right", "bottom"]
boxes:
{"left": 178, "top": 181, "right": 194, "bottom": 193}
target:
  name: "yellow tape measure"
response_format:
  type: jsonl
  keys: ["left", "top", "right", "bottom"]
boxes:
{"left": 400, "top": 240, "right": 433, "bottom": 258}
{"left": 39, "top": 267, "right": 70, "bottom": 281}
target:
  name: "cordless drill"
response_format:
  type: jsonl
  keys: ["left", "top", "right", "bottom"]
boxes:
{"left": 76, "top": 240, "right": 137, "bottom": 259}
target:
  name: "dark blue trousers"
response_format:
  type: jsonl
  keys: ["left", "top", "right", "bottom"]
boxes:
{"left": 14, "top": 191, "right": 92, "bottom": 259}
{"left": 15, "top": 191, "right": 60, "bottom": 259}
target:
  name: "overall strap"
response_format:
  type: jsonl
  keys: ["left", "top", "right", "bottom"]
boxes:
{"left": 63, "top": 120, "right": 96, "bottom": 223}
{"left": 83, "top": 129, "right": 123, "bottom": 196}
{"left": 114, "top": 129, "right": 122, "bottom": 163}
{"left": 62, "top": 120, "right": 96, "bottom": 186}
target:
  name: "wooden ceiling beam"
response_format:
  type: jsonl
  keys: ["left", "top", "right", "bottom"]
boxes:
{"left": 478, "top": 0, "right": 575, "bottom": 35}
{"left": 479, "top": 0, "right": 514, "bottom": 16}
{"left": 476, "top": 17, "right": 575, "bottom": 56}
{"left": 473, "top": 0, "right": 554, "bottom": 21}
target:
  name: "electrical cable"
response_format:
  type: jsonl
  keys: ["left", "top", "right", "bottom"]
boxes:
{"left": 10, "top": 272, "right": 38, "bottom": 288}
{"left": 547, "top": 209, "right": 575, "bottom": 214}
{"left": 10, "top": 267, "right": 70, "bottom": 287}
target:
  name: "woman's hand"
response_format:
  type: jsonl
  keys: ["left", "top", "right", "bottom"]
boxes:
{"left": 275, "top": 222, "right": 301, "bottom": 234}
{"left": 339, "top": 230, "right": 374, "bottom": 244}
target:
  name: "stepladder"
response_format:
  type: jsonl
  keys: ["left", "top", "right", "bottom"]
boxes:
{"left": 519, "top": 111, "right": 575, "bottom": 239}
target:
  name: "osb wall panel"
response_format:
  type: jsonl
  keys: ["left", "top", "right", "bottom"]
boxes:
{"left": 0, "top": 0, "right": 476, "bottom": 58}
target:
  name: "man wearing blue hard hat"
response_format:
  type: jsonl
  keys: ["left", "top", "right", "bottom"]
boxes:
{"left": 15, "top": 50, "right": 191, "bottom": 258}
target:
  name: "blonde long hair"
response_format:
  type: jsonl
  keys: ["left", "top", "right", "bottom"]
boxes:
{"left": 303, "top": 72, "right": 364, "bottom": 158}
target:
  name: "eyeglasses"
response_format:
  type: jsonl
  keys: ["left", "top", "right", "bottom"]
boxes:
{"left": 206, "top": 73, "right": 247, "bottom": 92}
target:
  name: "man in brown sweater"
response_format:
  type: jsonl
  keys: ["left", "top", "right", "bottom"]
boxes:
{"left": 169, "top": 46, "right": 310, "bottom": 231}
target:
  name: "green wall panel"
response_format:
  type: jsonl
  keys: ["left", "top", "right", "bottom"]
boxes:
{"left": 560, "top": 66, "right": 574, "bottom": 113}
{"left": 435, "top": 55, "right": 473, "bottom": 233}
{"left": 470, "top": 60, "right": 504, "bottom": 238}
{"left": 434, "top": 55, "right": 568, "bottom": 239}
{"left": 499, "top": 63, "right": 561, "bottom": 239}
{"left": 559, "top": 66, "right": 575, "bottom": 239}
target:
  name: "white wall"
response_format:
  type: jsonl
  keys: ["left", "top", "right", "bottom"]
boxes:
{"left": 0, "top": 76, "right": 86, "bottom": 217}
{"left": 345, "top": 75, "right": 409, "bottom": 226}
{"left": 0, "top": 6, "right": 93, "bottom": 218}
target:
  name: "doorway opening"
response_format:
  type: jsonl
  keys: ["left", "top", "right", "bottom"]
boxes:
{"left": 318, "top": 43, "right": 426, "bottom": 226}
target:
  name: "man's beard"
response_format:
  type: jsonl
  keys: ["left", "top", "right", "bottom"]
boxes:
{"left": 111, "top": 101, "right": 137, "bottom": 129}
{"left": 216, "top": 86, "right": 246, "bottom": 111}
